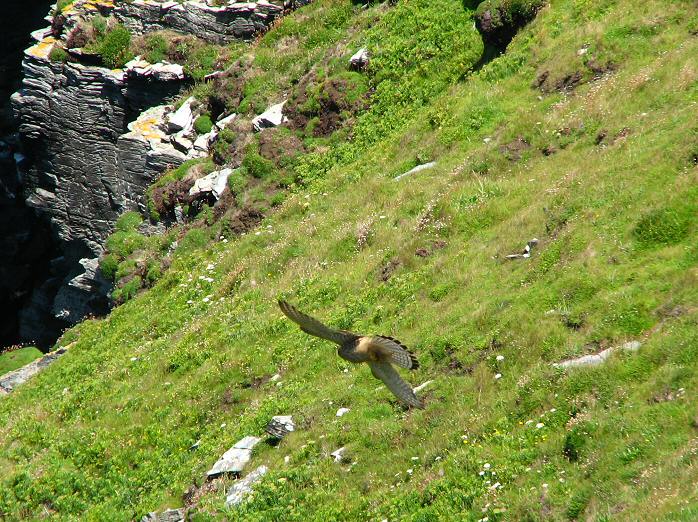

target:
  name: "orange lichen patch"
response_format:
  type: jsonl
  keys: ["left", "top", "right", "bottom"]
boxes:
{"left": 82, "top": 0, "right": 116, "bottom": 11}
{"left": 61, "top": 1, "right": 80, "bottom": 15}
{"left": 27, "top": 36, "right": 57, "bottom": 60}
{"left": 130, "top": 114, "right": 167, "bottom": 142}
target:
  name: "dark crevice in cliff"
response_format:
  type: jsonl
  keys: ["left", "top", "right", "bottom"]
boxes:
{"left": 0, "top": 0, "right": 60, "bottom": 351}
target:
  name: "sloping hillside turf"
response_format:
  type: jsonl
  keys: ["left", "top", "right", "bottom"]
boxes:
{"left": 1, "top": 0, "right": 697, "bottom": 519}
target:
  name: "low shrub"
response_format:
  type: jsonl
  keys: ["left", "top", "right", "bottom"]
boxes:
{"left": 194, "top": 114, "right": 213, "bottom": 135}
{"left": 98, "top": 25, "right": 133, "bottom": 69}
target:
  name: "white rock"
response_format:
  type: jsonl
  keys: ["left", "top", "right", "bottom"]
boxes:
{"left": 225, "top": 465, "right": 268, "bottom": 506}
{"left": 336, "top": 407, "right": 350, "bottom": 417}
{"left": 252, "top": 101, "right": 287, "bottom": 132}
{"left": 172, "top": 134, "right": 194, "bottom": 153}
{"left": 331, "top": 447, "right": 347, "bottom": 463}
{"left": 349, "top": 47, "right": 369, "bottom": 69}
{"left": 554, "top": 340, "right": 642, "bottom": 369}
{"left": 394, "top": 161, "right": 437, "bottom": 181}
{"left": 150, "top": 62, "right": 185, "bottom": 81}
{"left": 206, "top": 435, "right": 262, "bottom": 477}
{"left": 189, "top": 168, "right": 233, "bottom": 199}
{"left": 215, "top": 113, "right": 237, "bottom": 130}
{"left": 168, "top": 97, "right": 196, "bottom": 132}
{"left": 413, "top": 380, "right": 433, "bottom": 393}
{"left": 193, "top": 129, "right": 217, "bottom": 152}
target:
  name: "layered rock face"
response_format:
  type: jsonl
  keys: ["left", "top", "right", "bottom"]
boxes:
{"left": 12, "top": 36, "right": 188, "bottom": 340}
{"left": 114, "top": 0, "right": 288, "bottom": 44}
{"left": 8, "top": 0, "right": 309, "bottom": 347}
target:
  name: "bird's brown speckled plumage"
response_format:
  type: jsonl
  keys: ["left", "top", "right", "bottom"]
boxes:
{"left": 278, "top": 300, "right": 424, "bottom": 409}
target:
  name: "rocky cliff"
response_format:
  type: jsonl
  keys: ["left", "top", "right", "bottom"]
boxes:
{"left": 9, "top": 0, "right": 305, "bottom": 346}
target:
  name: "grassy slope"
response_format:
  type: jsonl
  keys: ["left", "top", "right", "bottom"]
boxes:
{"left": 0, "top": 347, "right": 42, "bottom": 377}
{"left": 2, "top": 0, "right": 698, "bottom": 520}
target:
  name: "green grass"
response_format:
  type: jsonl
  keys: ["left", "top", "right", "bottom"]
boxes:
{"left": 2, "top": 0, "right": 698, "bottom": 519}
{"left": 0, "top": 348, "right": 43, "bottom": 377}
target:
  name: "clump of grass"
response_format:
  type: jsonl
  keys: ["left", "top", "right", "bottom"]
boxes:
{"left": 98, "top": 24, "right": 133, "bottom": 69}
{"left": 48, "top": 46, "right": 69, "bottom": 63}
{"left": 194, "top": 114, "right": 213, "bottom": 135}
{"left": 633, "top": 203, "right": 694, "bottom": 247}
{"left": 241, "top": 151, "right": 276, "bottom": 179}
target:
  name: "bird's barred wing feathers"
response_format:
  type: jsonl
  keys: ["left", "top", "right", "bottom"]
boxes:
{"left": 368, "top": 336, "right": 420, "bottom": 370}
{"left": 278, "top": 300, "right": 355, "bottom": 345}
{"left": 368, "top": 360, "right": 424, "bottom": 409}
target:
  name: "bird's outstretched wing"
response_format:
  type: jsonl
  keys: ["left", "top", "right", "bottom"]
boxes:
{"left": 368, "top": 360, "right": 424, "bottom": 409}
{"left": 366, "top": 336, "right": 420, "bottom": 370}
{"left": 278, "top": 300, "right": 356, "bottom": 345}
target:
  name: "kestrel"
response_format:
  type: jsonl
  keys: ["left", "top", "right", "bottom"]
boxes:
{"left": 278, "top": 300, "right": 424, "bottom": 409}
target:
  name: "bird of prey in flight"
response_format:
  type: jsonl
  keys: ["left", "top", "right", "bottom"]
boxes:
{"left": 278, "top": 300, "right": 424, "bottom": 409}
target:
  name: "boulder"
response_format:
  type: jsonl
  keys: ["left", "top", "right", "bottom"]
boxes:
{"left": 188, "top": 168, "right": 234, "bottom": 199}
{"left": 168, "top": 97, "right": 196, "bottom": 133}
{"left": 349, "top": 47, "right": 369, "bottom": 70}
{"left": 252, "top": 101, "right": 287, "bottom": 132}
{"left": 265, "top": 415, "right": 295, "bottom": 438}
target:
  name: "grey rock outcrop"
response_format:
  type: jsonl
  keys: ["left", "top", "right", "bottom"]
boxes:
{"left": 207, "top": 435, "right": 262, "bottom": 477}
{"left": 265, "top": 415, "right": 295, "bottom": 438}
{"left": 225, "top": 465, "right": 268, "bottom": 506}
{"left": 0, "top": 345, "right": 69, "bottom": 394}
{"left": 114, "top": 0, "right": 285, "bottom": 45}
{"left": 554, "top": 340, "right": 642, "bottom": 369}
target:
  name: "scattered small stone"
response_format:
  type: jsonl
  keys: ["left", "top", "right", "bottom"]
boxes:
{"left": 266, "top": 415, "right": 295, "bottom": 439}
{"left": 189, "top": 440, "right": 201, "bottom": 451}
{"left": 225, "top": 465, "right": 268, "bottom": 507}
{"left": 494, "top": 373, "right": 502, "bottom": 380}
{"left": 331, "top": 447, "right": 347, "bottom": 463}
{"left": 505, "top": 238, "right": 539, "bottom": 260}
{"left": 270, "top": 373, "right": 281, "bottom": 382}
{"left": 496, "top": 355, "right": 504, "bottom": 361}
{"left": 206, "top": 436, "right": 262, "bottom": 477}
{"left": 336, "top": 407, "right": 351, "bottom": 417}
